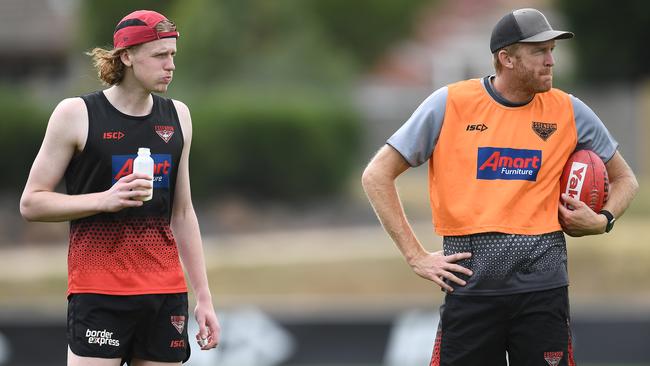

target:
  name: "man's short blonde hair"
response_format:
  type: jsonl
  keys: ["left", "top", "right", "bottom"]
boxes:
{"left": 492, "top": 43, "right": 521, "bottom": 74}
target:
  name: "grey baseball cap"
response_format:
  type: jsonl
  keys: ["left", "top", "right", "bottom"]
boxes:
{"left": 490, "top": 8, "right": 574, "bottom": 53}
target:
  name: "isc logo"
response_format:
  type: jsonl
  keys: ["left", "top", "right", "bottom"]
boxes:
{"left": 103, "top": 131, "right": 125, "bottom": 140}
{"left": 111, "top": 154, "right": 172, "bottom": 188}
{"left": 170, "top": 339, "right": 185, "bottom": 348}
{"left": 564, "top": 162, "right": 587, "bottom": 199}
{"left": 466, "top": 123, "right": 488, "bottom": 132}
{"left": 477, "top": 147, "right": 542, "bottom": 181}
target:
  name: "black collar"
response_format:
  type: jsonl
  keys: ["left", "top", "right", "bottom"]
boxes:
{"left": 482, "top": 75, "right": 532, "bottom": 107}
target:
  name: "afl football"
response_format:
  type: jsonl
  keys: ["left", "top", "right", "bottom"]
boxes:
{"left": 560, "top": 150, "right": 609, "bottom": 212}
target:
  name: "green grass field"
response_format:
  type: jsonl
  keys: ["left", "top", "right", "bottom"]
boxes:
{"left": 1, "top": 214, "right": 649, "bottom": 317}
{"left": 1, "top": 174, "right": 649, "bottom": 316}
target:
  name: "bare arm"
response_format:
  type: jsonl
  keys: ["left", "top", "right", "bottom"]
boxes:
{"left": 601, "top": 151, "right": 639, "bottom": 217}
{"left": 559, "top": 151, "right": 639, "bottom": 236}
{"left": 171, "top": 100, "right": 220, "bottom": 350}
{"left": 19, "top": 98, "right": 152, "bottom": 222}
{"left": 361, "top": 145, "right": 472, "bottom": 292}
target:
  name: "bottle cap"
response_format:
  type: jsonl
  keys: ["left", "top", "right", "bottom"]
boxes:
{"left": 138, "top": 147, "right": 150, "bottom": 155}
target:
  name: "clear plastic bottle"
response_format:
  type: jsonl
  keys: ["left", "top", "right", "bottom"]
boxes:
{"left": 133, "top": 147, "right": 154, "bottom": 201}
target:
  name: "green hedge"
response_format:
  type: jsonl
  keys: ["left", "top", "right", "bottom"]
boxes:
{"left": 1, "top": 88, "right": 362, "bottom": 202}
{"left": 0, "top": 90, "right": 49, "bottom": 195}
{"left": 190, "top": 88, "right": 362, "bottom": 201}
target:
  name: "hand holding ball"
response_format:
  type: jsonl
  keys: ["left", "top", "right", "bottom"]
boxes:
{"left": 560, "top": 150, "right": 608, "bottom": 212}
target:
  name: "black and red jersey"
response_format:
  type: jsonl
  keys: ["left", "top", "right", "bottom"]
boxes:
{"left": 64, "top": 91, "right": 187, "bottom": 295}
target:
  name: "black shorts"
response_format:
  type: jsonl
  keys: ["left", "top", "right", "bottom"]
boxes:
{"left": 430, "top": 286, "right": 576, "bottom": 366}
{"left": 67, "top": 293, "right": 190, "bottom": 364}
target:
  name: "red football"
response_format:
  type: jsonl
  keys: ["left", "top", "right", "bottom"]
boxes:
{"left": 560, "top": 150, "right": 609, "bottom": 212}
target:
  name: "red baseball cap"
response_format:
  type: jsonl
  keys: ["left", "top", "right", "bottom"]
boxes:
{"left": 113, "top": 10, "right": 179, "bottom": 48}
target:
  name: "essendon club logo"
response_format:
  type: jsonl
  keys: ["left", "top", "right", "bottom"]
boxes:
{"left": 171, "top": 315, "right": 185, "bottom": 334}
{"left": 155, "top": 125, "right": 175, "bottom": 143}
{"left": 477, "top": 147, "right": 542, "bottom": 181}
{"left": 111, "top": 154, "right": 172, "bottom": 188}
{"left": 544, "top": 351, "right": 563, "bottom": 366}
{"left": 532, "top": 121, "right": 557, "bottom": 141}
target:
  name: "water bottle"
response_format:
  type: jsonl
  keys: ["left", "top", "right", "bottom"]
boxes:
{"left": 133, "top": 147, "right": 154, "bottom": 201}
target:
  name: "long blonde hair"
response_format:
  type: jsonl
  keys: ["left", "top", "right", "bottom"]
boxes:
{"left": 86, "top": 47, "right": 128, "bottom": 86}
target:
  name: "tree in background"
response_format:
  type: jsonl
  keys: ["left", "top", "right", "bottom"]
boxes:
{"left": 82, "top": 0, "right": 175, "bottom": 48}
{"left": 71, "top": 0, "right": 433, "bottom": 201}
{"left": 169, "top": 0, "right": 354, "bottom": 87}
{"left": 558, "top": 0, "right": 650, "bottom": 82}
{"left": 82, "top": 0, "right": 431, "bottom": 87}
{"left": 304, "top": 0, "right": 430, "bottom": 69}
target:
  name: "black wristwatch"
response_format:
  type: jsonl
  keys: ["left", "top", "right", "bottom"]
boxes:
{"left": 599, "top": 210, "right": 615, "bottom": 233}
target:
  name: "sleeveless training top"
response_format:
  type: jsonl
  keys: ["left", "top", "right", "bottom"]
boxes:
{"left": 387, "top": 76, "right": 618, "bottom": 295}
{"left": 429, "top": 78, "right": 577, "bottom": 235}
{"left": 64, "top": 91, "right": 187, "bottom": 296}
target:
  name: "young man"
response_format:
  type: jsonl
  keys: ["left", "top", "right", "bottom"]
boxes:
{"left": 20, "top": 10, "right": 219, "bottom": 366}
{"left": 362, "top": 8, "right": 638, "bottom": 366}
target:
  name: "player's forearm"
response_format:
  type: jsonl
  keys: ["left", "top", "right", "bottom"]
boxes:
{"left": 601, "top": 152, "right": 639, "bottom": 219}
{"left": 172, "top": 209, "right": 213, "bottom": 302}
{"left": 20, "top": 190, "right": 104, "bottom": 222}
{"left": 362, "top": 169, "right": 427, "bottom": 263}
{"left": 603, "top": 172, "right": 638, "bottom": 219}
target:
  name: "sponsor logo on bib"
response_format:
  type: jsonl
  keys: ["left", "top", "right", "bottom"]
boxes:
{"left": 477, "top": 147, "right": 542, "bottom": 181}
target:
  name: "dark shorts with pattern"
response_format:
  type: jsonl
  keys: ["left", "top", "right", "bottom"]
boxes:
{"left": 67, "top": 293, "right": 190, "bottom": 364}
{"left": 430, "top": 286, "right": 576, "bottom": 366}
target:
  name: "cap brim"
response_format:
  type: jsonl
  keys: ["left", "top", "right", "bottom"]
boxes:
{"left": 520, "top": 30, "right": 574, "bottom": 43}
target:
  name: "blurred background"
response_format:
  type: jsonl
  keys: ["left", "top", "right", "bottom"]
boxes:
{"left": 0, "top": 0, "right": 649, "bottom": 365}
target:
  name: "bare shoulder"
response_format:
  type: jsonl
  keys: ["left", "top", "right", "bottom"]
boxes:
{"left": 47, "top": 97, "right": 88, "bottom": 145}
{"left": 172, "top": 99, "right": 191, "bottom": 121}
{"left": 172, "top": 99, "right": 192, "bottom": 139}
{"left": 50, "top": 97, "right": 88, "bottom": 131}
{"left": 52, "top": 97, "right": 87, "bottom": 120}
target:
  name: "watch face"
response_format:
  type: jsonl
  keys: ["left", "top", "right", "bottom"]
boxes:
{"left": 600, "top": 210, "right": 615, "bottom": 233}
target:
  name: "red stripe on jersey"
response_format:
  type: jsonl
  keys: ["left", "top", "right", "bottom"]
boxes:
{"left": 68, "top": 217, "right": 187, "bottom": 295}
